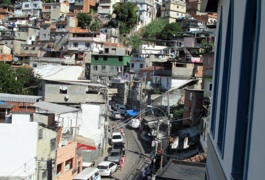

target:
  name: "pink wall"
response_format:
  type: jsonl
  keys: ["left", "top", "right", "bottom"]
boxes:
{"left": 56, "top": 142, "right": 83, "bottom": 180}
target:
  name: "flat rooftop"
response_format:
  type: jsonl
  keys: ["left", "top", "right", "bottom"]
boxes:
{"left": 156, "top": 159, "right": 206, "bottom": 180}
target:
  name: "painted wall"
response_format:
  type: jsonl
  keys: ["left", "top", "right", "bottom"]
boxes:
{"left": 205, "top": 0, "right": 265, "bottom": 179}
{"left": 0, "top": 123, "right": 38, "bottom": 177}
{"left": 56, "top": 142, "right": 82, "bottom": 180}
{"left": 79, "top": 104, "right": 105, "bottom": 145}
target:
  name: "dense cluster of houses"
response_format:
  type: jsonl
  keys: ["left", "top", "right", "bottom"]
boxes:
{"left": 0, "top": 0, "right": 217, "bottom": 179}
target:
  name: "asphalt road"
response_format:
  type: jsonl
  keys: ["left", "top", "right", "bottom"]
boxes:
{"left": 98, "top": 117, "right": 153, "bottom": 180}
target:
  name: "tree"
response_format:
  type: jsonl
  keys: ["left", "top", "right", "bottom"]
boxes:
{"left": 90, "top": 21, "right": 101, "bottom": 32}
{"left": 0, "top": 63, "right": 21, "bottom": 94}
{"left": 15, "top": 67, "right": 41, "bottom": 95}
{"left": 113, "top": 2, "right": 138, "bottom": 35}
{"left": 0, "top": 63, "right": 41, "bottom": 95}
{"left": 77, "top": 13, "right": 92, "bottom": 29}
{"left": 127, "top": 34, "right": 143, "bottom": 51}
{"left": 0, "top": 0, "right": 12, "bottom": 5}
{"left": 141, "top": 18, "right": 167, "bottom": 39}
{"left": 158, "top": 22, "right": 182, "bottom": 40}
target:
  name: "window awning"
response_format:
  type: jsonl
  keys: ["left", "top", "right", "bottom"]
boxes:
{"left": 75, "top": 135, "right": 96, "bottom": 150}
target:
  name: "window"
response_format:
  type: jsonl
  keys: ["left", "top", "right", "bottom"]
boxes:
{"left": 217, "top": 0, "right": 233, "bottom": 155}
{"left": 65, "top": 158, "right": 73, "bottom": 171}
{"left": 33, "top": 4, "right": 37, "bottom": 8}
{"left": 38, "top": 129, "right": 43, "bottom": 139}
{"left": 102, "top": 65, "right": 106, "bottom": 70}
{"left": 59, "top": 85, "right": 67, "bottom": 94}
{"left": 93, "top": 65, "right": 98, "bottom": 71}
{"left": 94, "top": 56, "right": 98, "bottom": 60}
{"left": 33, "top": 63, "right": 37, "bottom": 68}
{"left": 42, "top": 171, "right": 47, "bottom": 179}
{"left": 105, "top": 48, "right": 109, "bottom": 53}
{"left": 57, "top": 163, "right": 62, "bottom": 175}
{"left": 207, "top": 82, "right": 213, "bottom": 92}
{"left": 24, "top": 4, "right": 29, "bottom": 8}
{"left": 103, "top": 56, "right": 107, "bottom": 61}
{"left": 32, "top": 47, "right": 35, "bottom": 50}
{"left": 131, "top": 63, "right": 134, "bottom": 68}
{"left": 50, "top": 138, "right": 56, "bottom": 151}
{"left": 85, "top": 43, "right": 90, "bottom": 47}
{"left": 73, "top": 42, "right": 78, "bottom": 47}
{"left": 140, "top": 64, "right": 144, "bottom": 68}
{"left": 232, "top": 0, "right": 260, "bottom": 178}
{"left": 43, "top": 34, "right": 46, "bottom": 38}
{"left": 210, "top": 8, "right": 223, "bottom": 137}
{"left": 118, "top": 57, "right": 122, "bottom": 62}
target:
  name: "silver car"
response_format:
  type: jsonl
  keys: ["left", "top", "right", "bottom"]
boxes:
{"left": 107, "top": 149, "right": 121, "bottom": 164}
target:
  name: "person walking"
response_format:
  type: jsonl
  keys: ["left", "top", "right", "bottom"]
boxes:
{"left": 121, "top": 155, "right": 125, "bottom": 162}
{"left": 120, "top": 159, "right": 124, "bottom": 170}
{"left": 120, "top": 127, "right": 124, "bottom": 136}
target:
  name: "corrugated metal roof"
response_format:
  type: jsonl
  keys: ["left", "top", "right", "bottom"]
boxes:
{"left": 0, "top": 93, "right": 42, "bottom": 103}
{"left": 33, "top": 101, "right": 79, "bottom": 114}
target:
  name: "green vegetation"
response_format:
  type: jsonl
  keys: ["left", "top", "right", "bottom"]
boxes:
{"left": 77, "top": 13, "right": 92, "bottom": 29}
{"left": 173, "top": 107, "right": 184, "bottom": 119}
{"left": 90, "top": 21, "right": 101, "bottom": 32}
{"left": 158, "top": 22, "right": 183, "bottom": 40}
{"left": 141, "top": 18, "right": 167, "bottom": 39}
{"left": 127, "top": 34, "right": 143, "bottom": 50}
{"left": 113, "top": 2, "right": 138, "bottom": 35}
{"left": 0, "top": 0, "right": 12, "bottom": 5}
{"left": 0, "top": 63, "right": 41, "bottom": 95}
{"left": 142, "top": 19, "right": 182, "bottom": 40}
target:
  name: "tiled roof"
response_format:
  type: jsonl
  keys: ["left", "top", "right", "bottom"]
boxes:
{"left": 0, "top": 54, "right": 12, "bottom": 62}
{"left": 69, "top": 27, "right": 89, "bottom": 33}
{"left": 183, "top": 153, "right": 207, "bottom": 163}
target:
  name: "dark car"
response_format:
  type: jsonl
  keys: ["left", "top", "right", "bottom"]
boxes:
{"left": 113, "top": 142, "right": 125, "bottom": 151}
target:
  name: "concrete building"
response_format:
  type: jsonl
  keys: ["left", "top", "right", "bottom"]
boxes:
{"left": 0, "top": 120, "right": 57, "bottom": 180}
{"left": 21, "top": 0, "right": 42, "bottom": 18}
{"left": 161, "top": 0, "right": 186, "bottom": 23}
{"left": 201, "top": 0, "right": 265, "bottom": 179}
{"left": 97, "top": 0, "right": 120, "bottom": 16}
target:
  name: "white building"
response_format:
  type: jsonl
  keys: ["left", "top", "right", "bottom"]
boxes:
{"left": 0, "top": 117, "right": 57, "bottom": 180}
{"left": 201, "top": 0, "right": 265, "bottom": 179}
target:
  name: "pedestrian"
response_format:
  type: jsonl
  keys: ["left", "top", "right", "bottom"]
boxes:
{"left": 120, "top": 159, "right": 124, "bottom": 170}
{"left": 120, "top": 127, "right": 124, "bottom": 136}
{"left": 121, "top": 155, "right": 125, "bottom": 162}
{"left": 122, "top": 147, "right": 125, "bottom": 157}
{"left": 112, "top": 123, "right": 115, "bottom": 132}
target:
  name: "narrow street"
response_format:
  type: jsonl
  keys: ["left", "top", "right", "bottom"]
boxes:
{"left": 96, "top": 115, "right": 153, "bottom": 180}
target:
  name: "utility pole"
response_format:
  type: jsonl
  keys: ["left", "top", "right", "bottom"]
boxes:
{"left": 167, "top": 91, "right": 170, "bottom": 138}
{"left": 139, "top": 78, "right": 143, "bottom": 120}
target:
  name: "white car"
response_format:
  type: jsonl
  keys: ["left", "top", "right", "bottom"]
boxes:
{"left": 111, "top": 132, "right": 123, "bottom": 144}
{"left": 129, "top": 118, "right": 141, "bottom": 129}
{"left": 97, "top": 161, "right": 117, "bottom": 176}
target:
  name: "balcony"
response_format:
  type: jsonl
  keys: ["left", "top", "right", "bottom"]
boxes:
{"left": 98, "top": 7, "right": 110, "bottom": 14}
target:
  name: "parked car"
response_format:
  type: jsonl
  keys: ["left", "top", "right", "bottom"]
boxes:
{"left": 107, "top": 149, "right": 121, "bottom": 163}
{"left": 141, "top": 131, "right": 154, "bottom": 142}
{"left": 97, "top": 161, "right": 117, "bottom": 177}
{"left": 112, "top": 142, "right": 125, "bottom": 151}
{"left": 114, "top": 104, "right": 126, "bottom": 115}
{"left": 111, "top": 132, "right": 123, "bottom": 144}
{"left": 128, "top": 118, "right": 141, "bottom": 129}
{"left": 110, "top": 111, "right": 124, "bottom": 120}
